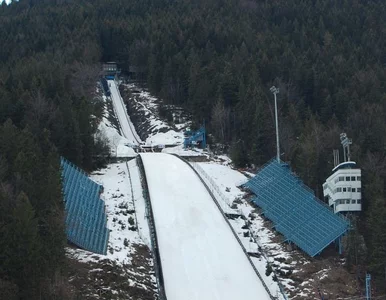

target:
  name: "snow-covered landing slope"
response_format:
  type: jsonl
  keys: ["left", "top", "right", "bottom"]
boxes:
{"left": 140, "top": 153, "right": 271, "bottom": 300}
{"left": 108, "top": 80, "right": 142, "bottom": 145}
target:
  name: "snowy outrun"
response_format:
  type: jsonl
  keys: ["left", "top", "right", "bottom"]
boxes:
{"left": 141, "top": 153, "right": 271, "bottom": 300}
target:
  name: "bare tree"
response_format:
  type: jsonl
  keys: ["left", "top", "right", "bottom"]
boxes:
{"left": 362, "top": 151, "right": 386, "bottom": 178}
{"left": 212, "top": 97, "right": 230, "bottom": 143}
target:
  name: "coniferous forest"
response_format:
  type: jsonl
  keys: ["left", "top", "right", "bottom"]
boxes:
{"left": 0, "top": 0, "right": 386, "bottom": 298}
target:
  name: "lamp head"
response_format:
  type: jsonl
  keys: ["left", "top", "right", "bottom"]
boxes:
{"left": 270, "top": 86, "right": 279, "bottom": 94}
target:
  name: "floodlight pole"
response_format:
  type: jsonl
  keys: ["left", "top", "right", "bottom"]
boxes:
{"left": 365, "top": 273, "right": 371, "bottom": 300}
{"left": 270, "top": 86, "right": 280, "bottom": 162}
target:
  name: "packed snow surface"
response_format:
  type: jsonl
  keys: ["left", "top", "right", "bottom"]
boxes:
{"left": 108, "top": 80, "right": 142, "bottom": 145}
{"left": 140, "top": 153, "right": 271, "bottom": 300}
{"left": 67, "top": 161, "right": 150, "bottom": 265}
{"left": 97, "top": 110, "right": 137, "bottom": 157}
{"left": 195, "top": 162, "right": 289, "bottom": 299}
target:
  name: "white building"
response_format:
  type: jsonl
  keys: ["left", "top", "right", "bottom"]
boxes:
{"left": 323, "top": 161, "right": 362, "bottom": 214}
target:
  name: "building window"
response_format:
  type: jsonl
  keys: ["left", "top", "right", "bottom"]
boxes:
{"left": 351, "top": 200, "right": 356, "bottom": 204}
{"left": 346, "top": 199, "right": 350, "bottom": 204}
{"left": 336, "top": 187, "right": 342, "bottom": 193}
{"left": 343, "top": 188, "right": 347, "bottom": 192}
{"left": 357, "top": 176, "right": 361, "bottom": 181}
{"left": 351, "top": 176, "right": 356, "bottom": 181}
{"left": 346, "top": 176, "right": 350, "bottom": 181}
{"left": 339, "top": 176, "right": 344, "bottom": 181}
{"left": 357, "top": 188, "right": 361, "bottom": 193}
{"left": 352, "top": 188, "right": 356, "bottom": 192}
{"left": 357, "top": 199, "right": 361, "bottom": 204}
{"left": 348, "top": 187, "right": 351, "bottom": 192}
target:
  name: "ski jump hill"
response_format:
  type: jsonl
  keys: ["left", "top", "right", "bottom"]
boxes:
{"left": 104, "top": 79, "right": 272, "bottom": 299}
{"left": 140, "top": 153, "right": 271, "bottom": 300}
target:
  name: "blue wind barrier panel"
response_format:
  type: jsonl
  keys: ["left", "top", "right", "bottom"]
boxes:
{"left": 245, "top": 158, "right": 349, "bottom": 257}
{"left": 60, "top": 157, "right": 109, "bottom": 255}
{"left": 184, "top": 126, "right": 206, "bottom": 149}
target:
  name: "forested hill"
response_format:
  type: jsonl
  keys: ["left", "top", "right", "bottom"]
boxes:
{"left": 0, "top": 0, "right": 386, "bottom": 298}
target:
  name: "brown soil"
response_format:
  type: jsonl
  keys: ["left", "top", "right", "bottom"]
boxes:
{"left": 66, "top": 244, "right": 157, "bottom": 300}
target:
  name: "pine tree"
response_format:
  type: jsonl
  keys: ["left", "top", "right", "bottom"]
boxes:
{"left": 0, "top": 192, "right": 42, "bottom": 299}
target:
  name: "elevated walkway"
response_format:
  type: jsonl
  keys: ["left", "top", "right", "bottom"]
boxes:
{"left": 245, "top": 159, "right": 349, "bottom": 257}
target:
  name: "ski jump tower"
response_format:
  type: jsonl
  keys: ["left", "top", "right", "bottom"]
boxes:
{"left": 323, "top": 133, "right": 362, "bottom": 214}
{"left": 102, "top": 62, "right": 120, "bottom": 80}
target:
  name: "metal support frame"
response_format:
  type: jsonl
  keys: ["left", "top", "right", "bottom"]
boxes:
{"left": 60, "top": 157, "right": 109, "bottom": 255}
{"left": 246, "top": 158, "right": 349, "bottom": 257}
{"left": 338, "top": 235, "right": 342, "bottom": 255}
{"left": 340, "top": 133, "right": 352, "bottom": 162}
{"left": 202, "top": 125, "right": 207, "bottom": 148}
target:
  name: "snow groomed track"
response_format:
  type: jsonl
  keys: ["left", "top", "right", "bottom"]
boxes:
{"left": 140, "top": 153, "right": 271, "bottom": 300}
{"left": 108, "top": 80, "right": 142, "bottom": 145}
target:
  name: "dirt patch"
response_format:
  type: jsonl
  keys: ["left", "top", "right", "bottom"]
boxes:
{"left": 288, "top": 255, "right": 360, "bottom": 300}
{"left": 66, "top": 244, "right": 157, "bottom": 300}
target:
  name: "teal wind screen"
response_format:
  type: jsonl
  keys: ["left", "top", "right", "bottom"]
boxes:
{"left": 245, "top": 159, "right": 349, "bottom": 257}
{"left": 60, "top": 157, "right": 109, "bottom": 255}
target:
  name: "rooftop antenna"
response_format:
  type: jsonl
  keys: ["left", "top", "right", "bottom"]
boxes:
{"left": 333, "top": 149, "right": 340, "bottom": 167}
{"left": 340, "top": 133, "right": 352, "bottom": 162}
